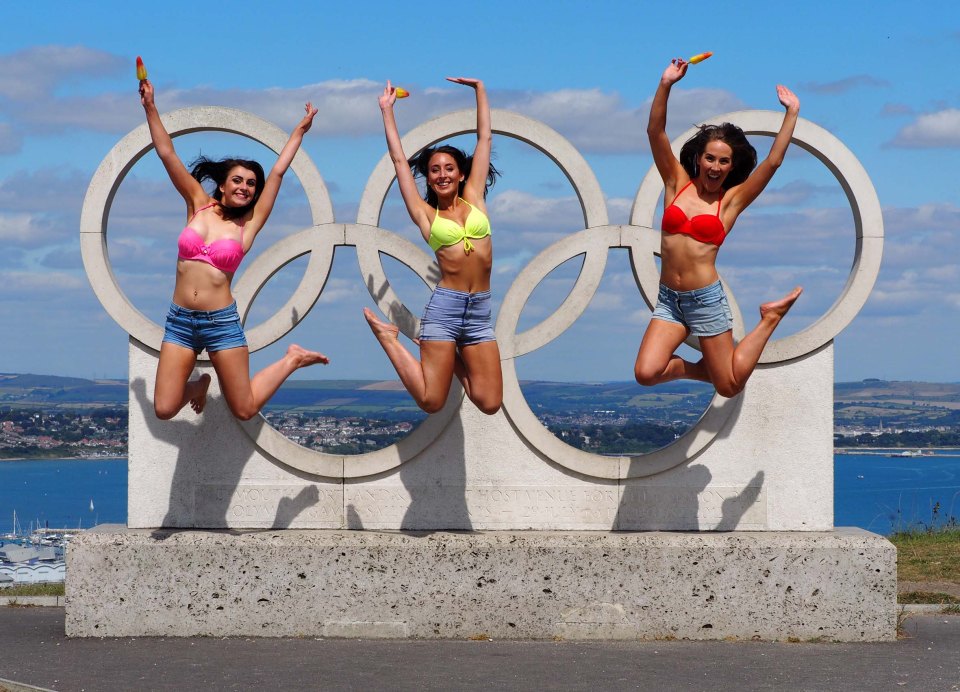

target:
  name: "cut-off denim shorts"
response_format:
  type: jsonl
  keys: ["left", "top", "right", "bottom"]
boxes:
{"left": 162, "top": 302, "right": 248, "bottom": 354}
{"left": 418, "top": 286, "right": 496, "bottom": 346}
{"left": 651, "top": 280, "right": 733, "bottom": 337}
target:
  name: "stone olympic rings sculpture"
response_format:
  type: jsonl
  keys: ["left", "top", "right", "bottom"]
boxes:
{"left": 80, "top": 106, "right": 883, "bottom": 480}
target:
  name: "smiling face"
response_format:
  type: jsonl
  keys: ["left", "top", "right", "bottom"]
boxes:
{"left": 698, "top": 140, "right": 734, "bottom": 192}
{"left": 426, "top": 152, "right": 464, "bottom": 201}
{"left": 219, "top": 165, "right": 259, "bottom": 208}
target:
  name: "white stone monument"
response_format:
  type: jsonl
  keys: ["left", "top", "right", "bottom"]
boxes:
{"left": 68, "top": 105, "right": 893, "bottom": 641}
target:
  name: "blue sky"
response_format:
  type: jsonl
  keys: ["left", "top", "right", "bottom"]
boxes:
{"left": 1, "top": 1, "right": 958, "bottom": 383}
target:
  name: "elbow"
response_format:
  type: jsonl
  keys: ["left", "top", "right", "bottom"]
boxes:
{"left": 155, "top": 146, "right": 177, "bottom": 163}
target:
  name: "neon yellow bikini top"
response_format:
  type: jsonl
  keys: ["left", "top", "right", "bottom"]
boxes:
{"left": 428, "top": 199, "right": 491, "bottom": 254}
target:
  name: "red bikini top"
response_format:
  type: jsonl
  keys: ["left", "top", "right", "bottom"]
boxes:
{"left": 177, "top": 203, "right": 245, "bottom": 274}
{"left": 661, "top": 181, "right": 726, "bottom": 247}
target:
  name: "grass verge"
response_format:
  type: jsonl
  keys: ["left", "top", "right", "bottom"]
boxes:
{"left": 1, "top": 583, "right": 64, "bottom": 597}
{"left": 889, "top": 526, "right": 960, "bottom": 583}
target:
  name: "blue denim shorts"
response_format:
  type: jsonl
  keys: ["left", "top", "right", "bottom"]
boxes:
{"left": 651, "top": 280, "right": 733, "bottom": 337}
{"left": 418, "top": 286, "right": 496, "bottom": 346}
{"left": 162, "top": 302, "right": 248, "bottom": 354}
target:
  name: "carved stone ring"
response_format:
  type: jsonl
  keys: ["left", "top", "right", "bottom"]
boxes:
{"left": 81, "top": 106, "right": 882, "bottom": 480}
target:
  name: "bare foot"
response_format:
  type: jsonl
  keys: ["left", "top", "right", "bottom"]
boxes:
{"left": 363, "top": 307, "right": 399, "bottom": 344}
{"left": 760, "top": 286, "right": 803, "bottom": 321}
{"left": 188, "top": 373, "right": 211, "bottom": 414}
{"left": 286, "top": 343, "right": 329, "bottom": 368}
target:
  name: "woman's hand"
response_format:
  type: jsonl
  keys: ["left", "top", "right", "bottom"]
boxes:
{"left": 446, "top": 76, "right": 483, "bottom": 90}
{"left": 379, "top": 81, "right": 397, "bottom": 110}
{"left": 298, "top": 102, "right": 318, "bottom": 134}
{"left": 776, "top": 85, "right": 800, "bottom": 114}
{"left": 139, "top": 79, "right": 155, "bottom": 109}
{"left": 662, "top": 59, "right": 688, "bottom": 85}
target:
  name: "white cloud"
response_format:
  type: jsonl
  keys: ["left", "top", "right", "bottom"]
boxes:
{"left": 0, "top": 167, "right": 87, "bottom": 211}
{"left": 0, "top": 46, "right": 122, "bottom": 101}
{"left": 1, "top": 57, "right": 747, "bottom": 158}
{"left": 753, "top": 180, "right": 827, "bottom": 207}
{"left": 801, "top": 75, "right": 890, "bottom": 95}
{"left": 0, "top": 270, "right": 86, "bottom": 294}
{"left": 881, "top": 103, "right": 914, "bottom": 117}
{"left": 0, "top": 212, "right": 63, "bottom": 247}
{"left": 0, "top": 122, "right": 21, "bottom": 155}
{"left": 890, "top": 109, "right": 960, "bottom": 148}
{"left": 490, "top": 189, "right": 584, "bottom": 231}
{"left": 498, "top": 87, "right": 745, "bottom": 154}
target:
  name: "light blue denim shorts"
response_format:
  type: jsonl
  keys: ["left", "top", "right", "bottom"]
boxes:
{"left": 651, "top": 280, "right": 733, "bottom": 337}
{"left": 162, "top": 302, "right": 248, "bottom": 354}
{"left": 419, "top": 286, "right": 496, "bottom": 346}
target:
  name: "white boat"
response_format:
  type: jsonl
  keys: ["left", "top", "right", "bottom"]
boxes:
{"left": 0, "top": 511, "right": 23, "bottom": 542}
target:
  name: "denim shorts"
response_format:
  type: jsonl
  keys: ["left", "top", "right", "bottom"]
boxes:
{"left": 651, "top": 280, "right": 733, "bottom": 337}
{"left": 418, "top": 286, "right": 496, "bottom": 346}
{"left": 162, "top": 302, "right": 248, "bottom": 354}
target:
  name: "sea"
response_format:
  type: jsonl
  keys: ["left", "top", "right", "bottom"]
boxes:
{"left": 1, "top": 451, "right": 959, "bottom": 536}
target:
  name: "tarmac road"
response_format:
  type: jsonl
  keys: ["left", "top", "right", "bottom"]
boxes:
{"left": 0, "top": 607, "right": 958, "bottom": 691}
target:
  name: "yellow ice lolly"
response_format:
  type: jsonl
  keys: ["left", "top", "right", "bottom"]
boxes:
{"left": 395, "top": 87, "right": 409, "bottom": 98}
{"left": 136, "top": 56, "right": 148, "bottom": 81}
{"left": 688, "top": 52, "right": 713, "bottom": 64}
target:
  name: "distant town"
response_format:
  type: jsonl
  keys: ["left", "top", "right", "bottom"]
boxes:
{"left": 1, "top": 374, "right": 958, "bottom": 458}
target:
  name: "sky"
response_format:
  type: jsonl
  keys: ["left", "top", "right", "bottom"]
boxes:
{"left": 1, "top": 1, "right": 958, "bottom": 384}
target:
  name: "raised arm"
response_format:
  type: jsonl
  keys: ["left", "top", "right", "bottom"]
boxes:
{"left": 139, "top": 79, "right": 207, "bottom": 213}
{"left": 247, "top": 102, "right": 318, "bottom": 234}
{"left": 723, "top": 85, "right": 800, "bottom": 219}
{"left": 448, "top": 77, "right": 491, "bottom": 209}
{"left": 379, "top": 81, "right": 434, "bottom": 236}
{"left": 647, "top": 59, "right": 689, "bottom": 198}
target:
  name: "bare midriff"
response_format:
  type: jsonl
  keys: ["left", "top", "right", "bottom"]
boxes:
{"left": 659, "top": 232, "right": 721, "bottom": 291}
{"left": 435, "top": 237, "right": 493, "bottom": 294}
{"left": 172, "top": 259, "right": 235, "bottom": 310}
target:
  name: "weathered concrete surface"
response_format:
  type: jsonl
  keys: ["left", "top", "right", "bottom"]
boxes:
{"left": 66, "top": 526, "right": 896, "bottom": 641}
{"left": 89, "top": 105, "right": 875, "bottom": 532}
{"left": 126, "top": 341, "right": 834, "bottom": 531}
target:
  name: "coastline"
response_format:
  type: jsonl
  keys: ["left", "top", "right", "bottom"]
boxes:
{"left": 0, "top": 456, "right": 125, "bottom": 463}
{"left": 5, "top": 449, "right": 960, "bottom": 461}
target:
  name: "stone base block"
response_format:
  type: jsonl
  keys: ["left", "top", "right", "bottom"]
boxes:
{"left": 66, "top": 526, "right": 896, "bottom": 641}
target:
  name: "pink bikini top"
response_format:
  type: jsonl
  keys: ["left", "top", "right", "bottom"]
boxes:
{"left": 177, "top": 203, "right": 245, "bottom": 274}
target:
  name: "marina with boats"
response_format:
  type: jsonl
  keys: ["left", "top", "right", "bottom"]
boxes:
{"left": 0, "top": 510, "right": 75, "bottom": 585}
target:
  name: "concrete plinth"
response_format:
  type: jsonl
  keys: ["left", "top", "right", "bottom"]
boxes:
{"left": 66, "top": 526, "right": 896, "bottom": 642}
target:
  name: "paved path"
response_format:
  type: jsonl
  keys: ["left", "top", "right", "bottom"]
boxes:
{"left": 1, "top": 608, "right": 959, "bottom": 691}
{"left": 900, "top": 580, "right": 960, "bottom": 600}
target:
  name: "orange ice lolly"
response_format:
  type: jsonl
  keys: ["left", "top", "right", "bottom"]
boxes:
{"left": 688, "top": 52, "right": 713, "bottom": 64}
{"left": 136, "top": 56, "right": 148, "bottom": 81}
{"left": 395, "top": 87, "right": 409, "bottom": 98}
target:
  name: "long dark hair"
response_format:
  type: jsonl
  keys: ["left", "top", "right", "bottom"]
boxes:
{"left": 408, "top": 145, "right": 501, "bottom": 207}
{"left": 189, "top": 156, "right": 265, "bottom": 220}
{"left": 678, "top": 123, "right": 757, "bottom": 189}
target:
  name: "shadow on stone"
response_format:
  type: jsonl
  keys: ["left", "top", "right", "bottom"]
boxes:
{"left": 400, "top": 401, "right": 471, "bottom": 531}
{"left": 131, "top": 374, "right": 250, "bottom": 532}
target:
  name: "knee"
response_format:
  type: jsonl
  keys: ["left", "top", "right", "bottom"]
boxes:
{"left": 713, "top": 381, "right": 744, "bottom": 399}
{"left": 154, "top": 404, "right": 177, "bottom": 421}
{"left": 475, "top": 398, "right": 502, "bottom": 416}
{"left": 228, "top": 404, "right": 259, "bottom": 421}
{"left": 420, "top": 398, "right": 446, "bottom": 415}
{"left": 634, "top": 364, "right": 661, "bottom": 387}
